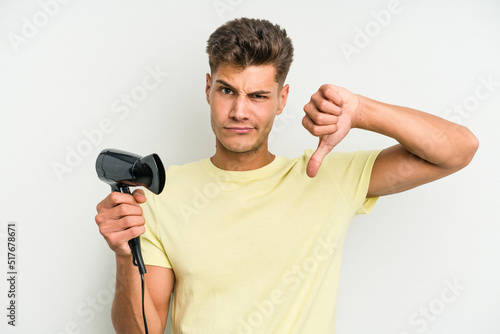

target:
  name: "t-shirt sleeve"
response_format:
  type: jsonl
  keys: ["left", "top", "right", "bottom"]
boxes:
{"left": 319, "top": 149, "right": 383, "bottom": 215}
{"left": 140, "top": 190, "right": 172, "bottom": 268}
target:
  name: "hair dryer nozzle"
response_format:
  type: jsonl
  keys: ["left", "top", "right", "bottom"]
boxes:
{"left": 138, "top": 154, "right": 165, "bottom": 194}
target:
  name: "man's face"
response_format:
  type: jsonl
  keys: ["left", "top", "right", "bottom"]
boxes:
{"left": 205, "top": 64, "right": 289, "bottom": 155}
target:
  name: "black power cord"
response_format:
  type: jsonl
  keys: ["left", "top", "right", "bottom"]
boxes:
{"left": 140, "top": 273, "right": 149, "bottom": 334}
{"left": 130, "top": 238, "right": 148, "bottom": 334}
{"left": 131, "top": 242, "right": 148, "bottom": 334}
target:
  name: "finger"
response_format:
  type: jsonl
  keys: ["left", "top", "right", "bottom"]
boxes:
{"left": 110, "top": 225, "right": 146, "bottom": 246}
{"left": 302, "top": 115, "right": 338, "bottom": 136}
{"left": 132, "top": 188, "right": 147, "bottom": 204}
{"left": 124, "top": 225, "right": 146, "bottom": 240}
{"left": 113, "top": 202, "right": 143, "bottom": 219}
{"left": 104, "top": 225, "right": 146, "bottom": 255}
{"left": 321, "top": 85, "right": 344, "bottom": 108}
{"left": 306, "top": 139, "right": 334, "bottom": 178}
{"left": 99, "top": 215, "right": 145, "bottom": 235}
{"left": 303, "top": 102, "right": 339, "bottom": 125}
{"left": 310, "top": 93, "right": 342, "bottom": 116}
{"left": 118, "top": 215, "right": 146, "bottom": 231}
{"left": 95, "top": 202, "right": 144, "bottom": 228}
{"left": 97, "top": 192, "right": 139, "bottom": 212}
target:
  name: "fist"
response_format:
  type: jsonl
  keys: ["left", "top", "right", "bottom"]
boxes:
{"left": 95, "top": 189, "right": 148, "bottom": 257}
{"left": 302, "top": 84, "right": 360, "bottom": 177}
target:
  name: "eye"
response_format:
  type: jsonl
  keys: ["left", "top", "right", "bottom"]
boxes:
{"left": 251, "top": 94, "right": 267, "bottom": 100}
{"left": 220, "top": 87, "right": 233, "bottom": 95}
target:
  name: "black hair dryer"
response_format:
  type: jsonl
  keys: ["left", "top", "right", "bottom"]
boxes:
{"left": 96, "top": 148, "right": 166, "bottom": 275}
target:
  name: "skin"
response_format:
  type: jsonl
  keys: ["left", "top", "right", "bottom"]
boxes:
{"left": 205, "top": 63, "right": 289, "bottom": 171}
{"left": 95, "top": 64, "right": 479, "bottom": 333}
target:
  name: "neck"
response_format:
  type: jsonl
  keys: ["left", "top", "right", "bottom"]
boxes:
{"left": 210, "top": 140, "right": 275, "bottom": 171}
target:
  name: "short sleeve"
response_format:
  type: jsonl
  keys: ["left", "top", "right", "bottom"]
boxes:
{"left": 353, "top": 150, "right": 382, "bottom": 215}
{"left": 318, "top": 149, "right": 383, "bottom": 215}
{"left": 140, "top": 190, "right": 172, "bottom": 268}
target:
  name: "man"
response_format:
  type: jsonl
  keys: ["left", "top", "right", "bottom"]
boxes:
{"left": 95, "top": 18, "right": 478, "bottom": 333}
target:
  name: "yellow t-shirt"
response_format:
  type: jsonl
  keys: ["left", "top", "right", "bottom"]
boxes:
{"left": 141, "top": 149, "right": 382, "bottom": 334}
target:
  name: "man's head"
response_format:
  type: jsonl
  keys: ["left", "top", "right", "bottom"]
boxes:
{"left": 206, "top": 17, "right": 294, "bottom": 87}
{"left": 205, "top": 18, "right": 294, "bottom": 163}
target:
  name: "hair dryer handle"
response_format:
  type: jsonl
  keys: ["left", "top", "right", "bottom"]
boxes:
{"left": 111, "top": 184, "right": 147, "bottom": 275}
{"left": 128, "top": 238, "right": 147, "bottom": 275}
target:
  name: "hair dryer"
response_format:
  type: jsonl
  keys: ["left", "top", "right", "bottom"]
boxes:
{"left": 96, "top": 148, "right": 166, "bottom": 275}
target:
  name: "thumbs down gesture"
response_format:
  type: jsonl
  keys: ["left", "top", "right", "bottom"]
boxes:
{"left": 302, "top": 84, "right": 361, "bottom": 177}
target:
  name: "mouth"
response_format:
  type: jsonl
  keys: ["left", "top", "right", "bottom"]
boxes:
{"left": 224, "top": 127, "right": 255, "bottom": 134}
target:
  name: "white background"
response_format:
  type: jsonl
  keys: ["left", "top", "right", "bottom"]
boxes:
{"left": 1, "top": 0, "right": 499, "bottom": 333}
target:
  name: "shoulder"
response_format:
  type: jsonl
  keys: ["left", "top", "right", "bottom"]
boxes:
{"left": 166, "top": 159, "right": 206, "bottom": 175}
{"left": 295, "top": 149, "right": 382, "bottom": 175}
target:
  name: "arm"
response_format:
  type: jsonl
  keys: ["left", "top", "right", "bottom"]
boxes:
{"left": 113, "top": 257, "right": 174, "bottom": 333}
{"left": 95, "top": 190, "right": 174, "bottom": 333}
{"left": 302, "top": 85, "right": 479, "bottom": 195}
{"left": 356, "top": 95, "right": 478, "bottom": 196}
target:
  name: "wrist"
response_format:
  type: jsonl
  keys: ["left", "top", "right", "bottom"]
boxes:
{"left": 351, "top": 94, "right": 368, "bottom": 129}
{"left": 115, "top": 253, "right": 138, "bottom": 272}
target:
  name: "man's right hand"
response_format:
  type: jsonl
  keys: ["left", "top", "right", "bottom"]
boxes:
{"left": 95, "top": 189, "right": 147, "bottom": 257}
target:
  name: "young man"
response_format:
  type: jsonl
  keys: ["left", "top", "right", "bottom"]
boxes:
{"left": 95, "top": 18, "right": 478, "bottom": 333}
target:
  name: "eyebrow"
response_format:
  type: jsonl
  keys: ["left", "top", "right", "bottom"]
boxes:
{"left": 215, "top": 79, "right": 272, "bottom": 95}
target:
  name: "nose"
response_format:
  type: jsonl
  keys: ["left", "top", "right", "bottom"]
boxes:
{"left": 229, "top": 95, "right": 250, "bottom": 121}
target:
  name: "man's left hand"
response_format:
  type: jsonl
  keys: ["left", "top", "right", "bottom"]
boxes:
{"left": 302, "top": 84, "right": 360, "bottom": 177}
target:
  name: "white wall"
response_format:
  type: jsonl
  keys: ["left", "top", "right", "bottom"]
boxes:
{"left": 1, "top": 0, "right": 498, "bottom": 333}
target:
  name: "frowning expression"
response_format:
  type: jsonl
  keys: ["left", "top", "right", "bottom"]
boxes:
{"left": 206, "top": 64, "right": 289, "bottom": 155}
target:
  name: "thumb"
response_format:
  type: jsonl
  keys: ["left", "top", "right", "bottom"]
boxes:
{"left": 306, "top": 138, "right": 334, "bottom": 178}
{"left": 132, "top": 189, "right": 147, "bottom": 204}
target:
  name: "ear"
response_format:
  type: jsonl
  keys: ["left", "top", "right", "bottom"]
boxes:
{"left": 276, "top": 84, "right": 290, "bottom": 115}
{"left": 205, "top": 73, "right": 212, "bottom": 104}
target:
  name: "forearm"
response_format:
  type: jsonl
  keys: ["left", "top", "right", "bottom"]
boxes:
{"left": 112, "top": 255, "right": 164, "bottom": 334}
{"left": 353, "top": 95, "right": 479, "bottom": 169}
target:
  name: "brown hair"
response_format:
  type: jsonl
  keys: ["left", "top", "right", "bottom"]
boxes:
{"left": 206, "top": 17, "right": 294, "bottom": 86}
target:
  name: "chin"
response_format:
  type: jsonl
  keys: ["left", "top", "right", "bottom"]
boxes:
{"left": 220, "top": 138, "right": 262, "bottom": 154}
{"left": 224, "top": 144, "right": 257, "bottom": 154}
